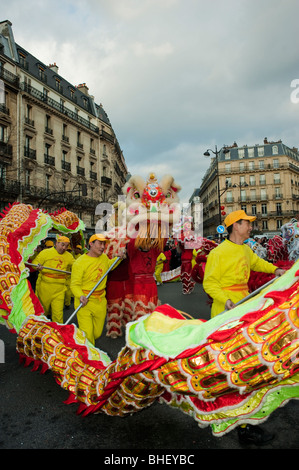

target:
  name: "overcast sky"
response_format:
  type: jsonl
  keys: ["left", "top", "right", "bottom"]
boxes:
{"left": 4, "top": 0, "right": 299, "bottom": 202}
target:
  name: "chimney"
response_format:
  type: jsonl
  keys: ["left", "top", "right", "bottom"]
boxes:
{"left": 264, "top": 137, "right": 268, "bottom": 144}
{"left": 49, "top": 62, "right": 59, "bottom": 73}
{"left": 77, "top": 83, "right": 89, "bottom": 95}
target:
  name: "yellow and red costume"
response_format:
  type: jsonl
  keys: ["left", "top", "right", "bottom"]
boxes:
{"left": 34, "top": 246, "right": 74, "bottom": 323}
{"left": 71, "top": 253, "right": 120, "bottom": 344}
{"left": 203, "top": 239, "right": 277, "bottom": 317}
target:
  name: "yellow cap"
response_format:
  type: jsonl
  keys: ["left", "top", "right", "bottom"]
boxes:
{"left": 56, "top": 235, "right": 70, "bottom": 243}
{"left": 224, "top": 210, "right": 256, "bottom": 228}
{"left": 75, "top": 245, "right": 82, "bottom": 249}
{"left": 45, "top": 240, "right": 54, "bottom": 247}
{"left": 89, "top": 234, "right": 109, "bottom": 244}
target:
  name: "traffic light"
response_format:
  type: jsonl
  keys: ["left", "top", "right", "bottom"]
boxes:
{"left": 220, "top": 205, "right": 226, "bottom": 216}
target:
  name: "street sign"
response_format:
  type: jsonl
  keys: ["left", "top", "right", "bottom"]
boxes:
{"left": 217, "top": 225, "right": 225, "bottom": 234}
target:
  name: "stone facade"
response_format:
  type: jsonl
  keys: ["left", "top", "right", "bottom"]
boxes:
{"left": 0, "top": 20, "right": 128, "bottom": 233}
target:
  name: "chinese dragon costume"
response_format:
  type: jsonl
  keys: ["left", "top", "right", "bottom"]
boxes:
{"left": 0, "top": 183, "right": 299, "bottom": 438}
{"left": 104, "top": 173, "right": 182, "bottom": 338}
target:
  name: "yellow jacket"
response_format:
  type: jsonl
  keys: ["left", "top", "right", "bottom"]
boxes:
{"left": 70, "top": 253, "right": 120, "bottom": 299}
{"left": 34, "top": 247, "right": 74, "bottom": 284}
{"left": 203, "top": 239, "right": 277, "bottom": 317}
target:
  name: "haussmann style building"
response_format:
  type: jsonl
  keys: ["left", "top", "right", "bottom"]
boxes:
{"left": 0, "top": 20, "right": 128, "bottom": 236}
{"left": 196, "top": 138, "right": 299, "bottom": 238}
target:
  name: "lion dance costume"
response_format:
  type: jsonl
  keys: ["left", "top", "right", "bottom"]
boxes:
{"left": 1, "top": 192, "right": 299, "bottom": 438}
{"left": 104, "top": 173, "right": 182, "bottom": 338}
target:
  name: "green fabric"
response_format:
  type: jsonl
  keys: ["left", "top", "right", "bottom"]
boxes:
{"left": 127, "top": 259, "right": 299, "bottom": 358}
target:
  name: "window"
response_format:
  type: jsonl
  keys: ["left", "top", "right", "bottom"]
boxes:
{"left": 238, "top": 148, "right": 245, "bottom": 159}
{"left": 240, "top": 161, "right": 245, "bottom": 171}
{"left": 46, "top": 174, "right": 51, "bottom": 192}
{"left": 276, "top": 203, "right": 282, "bottom": 215}
{"left": 61, "top": 179, "right": 67, "bottom": 193}
{"left": 225, "top": 177, "right": 232, "bottom": 187}
{"left": 45, "top": 143, "right": 51, "bottom": 156}
{"left": 259, "top": 174, "right": 266, "bottom": 185}
{"left": 252, "top": 204, "right": 257, "bottom": 215}
{"left": 240, "top": 189, "right": 246, "bottom": 202}
{"left": 275, "top": 187, "right": 282, "bottom": 199}
{"left": 259, "top": 160, "right": 264, "bottom": 169}
{"left": 248, "top": 148, "right": 254, "bottom": 158}
{"left": 262, "top": 220, "right": 268, "bottom": 230}
{"left": 274, "top": 158, "right": 281, "bottom": 169}
{"left": 225, "top": 163, "right": 231, "bottom": 173}
{"left": 250, "top": 189, "right": 256, "bottom": 201}
{"left": 258, "top": 146, "right": 264, "bottom": 157}
{"left": 248, "top": 161, "right": 255, "bottom": 171}
{"left": 241, "top": 204, "right": 247, "bottom": 212}
{"left": 274, "top": 173, "right": 280, "bottom": 184}
{"left": 63, "top": 124, "right": 67, "bottom": 138}
{"left": 226, "top": 191, "right": 233, "bottom": 203}
{"left": 43, "top": 87, "right": 48, "bottom": 101}
{"left": 261, "top": 203, "right": 267, "bottom": 215}
{"left": 25, "top": 135, "right": 31, "bottom": 150}
{"left": 0, "top": 164, "right": 6, "bottom": 181}
{"left": 261, "top": 188, "right": 267, "bottom": 200}
{"left": 272, "top": 145, "right": 278, "bottom": 155}
{"left": 249, "top": 175, "right": 256, "bottom": 186}
{"left": 0, "top": 124, "right": 7, "bottom": 142}
{"left": 25, "top": 169, "right": 31, "bottom": 187}
{"left": 277, "top": 219, "right": 282, "bottom": 229}
{"left": 62, "top": 150, "right": 67, "bottom": 163}
{"left": 39, "top": 67, "right": 46, "bottom": 82}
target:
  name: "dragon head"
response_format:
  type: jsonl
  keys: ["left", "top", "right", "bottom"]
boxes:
{"left": 122, "top": 173, "right": 181, "bottom": 250}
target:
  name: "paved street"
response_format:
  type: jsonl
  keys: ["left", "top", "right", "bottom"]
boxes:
{"left": 0, "top": 281, "right": 298, "bottom": 452}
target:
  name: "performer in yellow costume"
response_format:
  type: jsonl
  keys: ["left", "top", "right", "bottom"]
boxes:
{"left": 203, "top": 210, "right": 285, "bottom": 318}
{"left": 34, "top": 235, "right": 74, "bottom": 323}
{"left": 154, "top": 252, "right": 166, "bottom": 285}
{"left": 70, "top": 234, "right": 123, "bottom": 345}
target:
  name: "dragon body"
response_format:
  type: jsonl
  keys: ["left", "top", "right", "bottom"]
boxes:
{"left": 1, "top": 192, "right": 299, "bottom": 438}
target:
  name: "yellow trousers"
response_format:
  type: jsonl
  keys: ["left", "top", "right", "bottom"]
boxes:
{"left": 75, "top": 295, "right": 107, "bottom": 345}
{"left": 36, "top": 280, "right": 66, "bottom": 323}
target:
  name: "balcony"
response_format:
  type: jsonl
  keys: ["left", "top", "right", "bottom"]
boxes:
{"left": 25, "top": 116, "right": 35, "bottom": 127}
{"left": 77, "top": 166, "right": 85, "bottom": 176}
{"left": 45, "top": 126, "right": 53, "bottom": 135}
{"left": 100, "top": 129, "right": 115, "bottom": 143}
{"left": 0, "top": 142, "right": 13, "bottom": 159}
{"left": 21, "top": 82, "right": 99, "bottom": 134}
{"left": 0, "top": 67, "right": 19, "bottom": 87}
{"left": 0, "top": 104, "right": 10, "bottom": 116}
{"left": 101, "top": 176, "right": 112, "bottom": 186}
{"left": 44, "top": 154, "right": 55, "bottom": 166}
{"left": 61, "top": 160, "right": 71, "bottom": 171}
{"left": 24, "top": 147, "right": 36, "bottom": 160}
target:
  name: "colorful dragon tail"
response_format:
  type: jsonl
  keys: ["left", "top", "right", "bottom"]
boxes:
{"left": 1, "top": 203, "right": 299, "bottom": 437}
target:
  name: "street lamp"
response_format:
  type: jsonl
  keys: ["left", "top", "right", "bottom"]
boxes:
{"left": 204, "top": 145, "right": 230, "bottom": 228}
